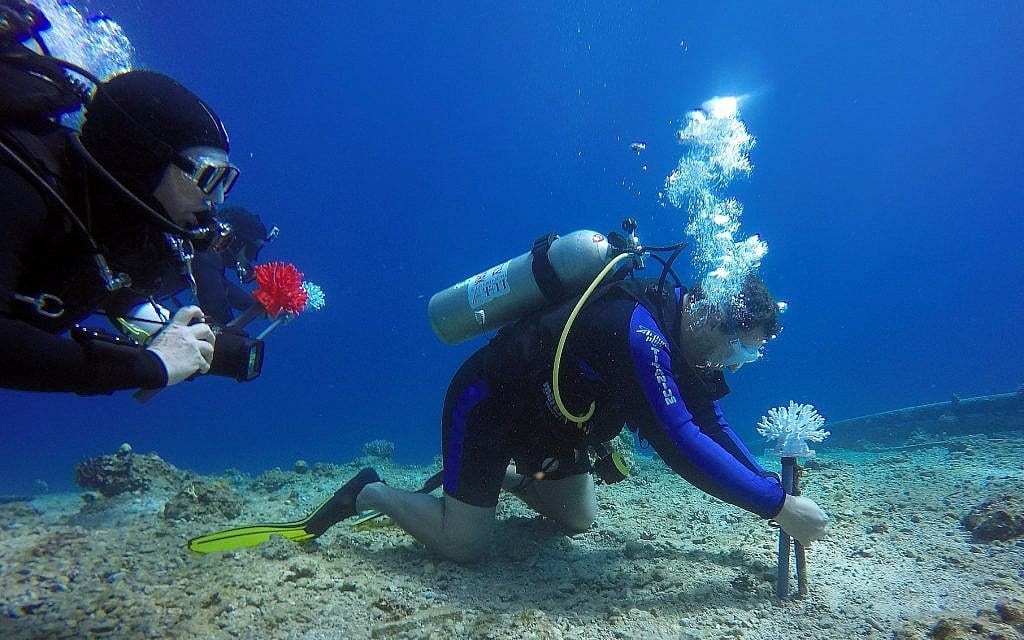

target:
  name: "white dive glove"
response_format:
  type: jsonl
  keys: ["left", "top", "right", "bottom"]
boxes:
{"left": 774, "top": 494, "right": 830, "bottom": 546}
{"left": 145, "top": 306, "right": 216, "bottom": 386}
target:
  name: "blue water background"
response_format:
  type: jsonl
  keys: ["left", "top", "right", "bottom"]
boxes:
{"left": 2, "top": 2, "right": 1021, "bottom": 493}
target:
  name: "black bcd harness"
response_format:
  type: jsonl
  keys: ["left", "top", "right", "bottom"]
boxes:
{"left": 487, "top": 276, "right": 688, "bottom": 388}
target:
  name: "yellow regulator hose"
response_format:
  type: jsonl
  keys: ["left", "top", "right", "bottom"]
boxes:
{"left": 552, "top": 251, "right": 633, "bottom": 426}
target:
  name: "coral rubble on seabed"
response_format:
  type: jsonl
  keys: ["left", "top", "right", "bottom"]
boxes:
{"left": 1, "top": 434, "right": 1023, "bottom": 639}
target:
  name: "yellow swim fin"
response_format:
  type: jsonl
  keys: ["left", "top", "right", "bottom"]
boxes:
{"left": 189, "top": 469, "right": 444, "bottom": 553}
{"left": 189, "top": 468, "right": 383, "bottom": 554}
{"left": 187, "top": 490, "right": 339, "bottom": 554}
{"left": 187, "top": 520, "right": 317, "bottom": 554}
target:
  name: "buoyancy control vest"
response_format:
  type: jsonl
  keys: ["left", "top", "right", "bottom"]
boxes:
{"left": 487, "top": 277, "right": 684, "bottom": 381}
{"left": 482, "top": 276, "right": 729, "bottom": 484}
{"left": 0, "top": 29, "right": 109, "bottom": 326}
{"left": 0, "top": 26, "right": 187, "bottom": 328}
{"left": 0, "top": 136, "right": 181, "bottom": 335}
{"left": 486, "top": 275, "right": 729, "bottom": 426}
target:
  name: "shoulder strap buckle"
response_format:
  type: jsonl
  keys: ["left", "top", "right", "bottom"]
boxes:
{"left": 13, "top": 291, "right": 64, "bottom": 317}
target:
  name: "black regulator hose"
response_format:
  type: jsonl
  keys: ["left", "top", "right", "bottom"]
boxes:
{"left": 654, "top": 243, "right": 688, "bottom": 302}
{"left": 641, "top": 239, "right": 690, "bottom": 252}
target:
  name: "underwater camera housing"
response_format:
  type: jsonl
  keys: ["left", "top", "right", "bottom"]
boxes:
{"left": 208, "top": 327, "right": 263, "bottom": 382}
{"left": 72, "top": 324, "right": 264, "bottom": 384}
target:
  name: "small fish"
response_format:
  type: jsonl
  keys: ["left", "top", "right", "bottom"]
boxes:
{"left": 630, "top": 141, "right": 647, "bottom": 155}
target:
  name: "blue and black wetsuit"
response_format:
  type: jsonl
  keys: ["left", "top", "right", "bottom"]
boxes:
{"left": 441, "top": 282, "right": 786, "bottom": 519}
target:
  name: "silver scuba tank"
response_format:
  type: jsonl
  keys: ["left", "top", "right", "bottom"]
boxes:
{"left": 428, "top": 230, "right": 614, "bottom": 344}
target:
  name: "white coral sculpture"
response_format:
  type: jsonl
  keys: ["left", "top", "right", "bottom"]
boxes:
{"left": 757, "top": 401, "right": 830, "bottom": 457}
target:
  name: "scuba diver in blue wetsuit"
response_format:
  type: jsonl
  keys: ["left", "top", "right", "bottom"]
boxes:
{"left": 191, "top": 222, "right": 829, "bottom": 561}
{"left": 343, "top": 272, "right": 828, "bottom": 562}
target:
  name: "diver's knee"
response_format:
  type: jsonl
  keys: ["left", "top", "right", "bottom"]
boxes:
{"left": 435, "top": 529, "right": 490, "bottom": 563}
{"left": 435, "top": 497, "right": 493, "bottom": 563}
{"left": 559, "top": 508, "right": 595, "bottom": 534}
{"left": 556, "top": 489, "right": 596, "bottom": 533}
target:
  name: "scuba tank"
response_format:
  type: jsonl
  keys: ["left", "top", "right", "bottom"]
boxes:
{"left": 428, "top": 229, "right": 615, "bottom": 344}
{"left": 429, "top": 219, "right": 689, "bottom": 426}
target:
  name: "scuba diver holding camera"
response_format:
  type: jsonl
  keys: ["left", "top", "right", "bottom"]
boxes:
{"left": 0, "top": 0, "right": 261, "bottom": 393}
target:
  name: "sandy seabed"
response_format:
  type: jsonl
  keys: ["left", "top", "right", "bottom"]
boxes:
{"left": 1, "top": 432, "right": 1022, "bottom": 640}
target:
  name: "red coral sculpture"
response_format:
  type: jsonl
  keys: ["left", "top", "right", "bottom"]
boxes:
{"left": 252, "top": 262, "right": 308, "bottom": 318}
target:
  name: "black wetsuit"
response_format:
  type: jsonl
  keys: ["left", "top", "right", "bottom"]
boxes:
{"left": 0, "top": 125, "right": 176, "bottom": 393}
{"left": 441, "top": 285, "right": 786, "bottom": 519}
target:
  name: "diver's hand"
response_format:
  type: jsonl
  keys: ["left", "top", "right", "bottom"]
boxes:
{"left": 146, "top": 306, "right": 216, "bottom": 386}
{"left": 774, "top": 494, "right": 829, "bottom": 546}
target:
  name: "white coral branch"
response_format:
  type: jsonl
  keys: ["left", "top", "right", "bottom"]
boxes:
{"left": 757, "top": 401, "right": 830, "bottom": 453}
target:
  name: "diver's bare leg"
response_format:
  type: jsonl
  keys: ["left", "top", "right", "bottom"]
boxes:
{"left": 503, "top": 465, "right": 596, "bottom": 532}
{"left": 357, "top": 483, "right": 495, "bottom": 563}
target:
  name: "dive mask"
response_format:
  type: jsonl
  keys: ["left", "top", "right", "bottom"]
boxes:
{"left": 176, "top": 153, "right": 239, "bottom": 197}
{"left": 722, "top": 337, "right": 762, "bottom": 372}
